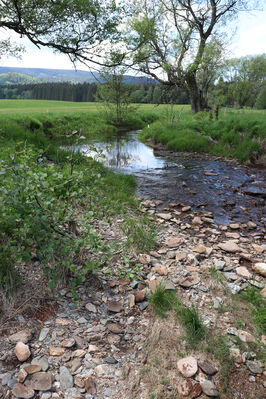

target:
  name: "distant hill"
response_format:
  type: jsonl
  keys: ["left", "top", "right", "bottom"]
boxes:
{"left": 0, "top": 67, "right": 155, "bottom": 85}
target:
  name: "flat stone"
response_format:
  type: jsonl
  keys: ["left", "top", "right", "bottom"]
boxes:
{"left": 61, "top": 338, "right": 76, "bottom": 348}
{"left": 153, "top": 264, "right": 168, "bottom": 276}
{"left": 179, "top": 272, "right": 200, "bottom": 288}
{"left": 182, "top": 206, "right": 191, "bottom": 212}
{"left": 9, "top": 329, "right": 33, "bottom": 344}
{"left": 177, "top": 379, "right": 193, "bottom": 396}
{"left": 192, "top": 216, "right": 202, "bottom": 225}
{"left": 18, "top": 368, "right": 28, "bottom": 383}
{"left": 198, "top": 360, "right": 218, "bottom": 376}
{"left": 252, "top": 244, "right": 264, "bottom": 253}
{"left": 253, "top": 262, "right": 266, "bottom": 277}
{"left": 15, "top": 342, "right": 31, "bottom": 362}
{"left": 157, "top": 213, "right": 172, "bottom": 220}
{"left": 71, "top": 358, "right": 82, "bottom": 373}
{"left": 49, "top": 346, "right": 65, "bottom": 356}
{"left": 85, "top": 303, "right": 97, "bottom": 313}
{"left": 133, "top": 290, "right": 146, "bottom": 302}
{"left": 236, "top": 266, "right": 252, "bottom": 279}
{"left": 39, "top": 328, "right": 50, "bottom": 342}
{"left": 84, "top": 377, "right": 96, "bottom": 394}
{"left": 56, "top": 318, "right": 71, "bottom": 326}
{"left": 237, "top": 330, "right": 256, "bottom": 343}
{"left": 176, "top": 252, "right": 187, "bottom": 262}
{"left": 194, "top": 244, "right": 206, "bottom": 254}
{"left": 31, "top": 356, "right": 49, "bottom": 371}
{"left": 230, "top": 223, "right": 240, "bottom": 229}
{"left": 214, "top": 259, "right": 225, "bottom": 270}
{"left": 64, "top": 388, "right": 82, "bottom": 399}
{"left": 177, "top": 356, "right": 198, "bottom": 377}
{"left": 94, "top": 364, "right": 113, "bottom": 377}
{"left": 139, "top": 254, "right": 151, "bottom": 264}
{"left": 164, "top": 236, "right": 184, "bottom": 247}
{"left": 72, "top": 349, "right": 86, "bottom": 358}
{"left": 107, "top": 300, "right": 123, "bottom": 313}
{"left": 246, "top": 360, "right": 263, "bottom": 374}
{"left": 59, "top": 366, "right": 73, "bottom": 390}
{"left": 148, "top": 279, "right": 161, "bottom": 293}
{"left": 225, "top": 232, "right": 240, "bottom": 239}
{"left": 26, "top": 372, "right": 53, "bottom": 391}
{"left": 218, "top": 241, "right": 241, "bottom": 253}
{"left": 0, "top": 372, "right": 12, "bottom": 386}
{"left": 24, "top": 365, "right": 41, "bottom": 374}
{"left": 107, "top": 323, "right": 124, "bottom": 334}
{"left": 247, "top": 221, "right": 257, "bottom": 229}
{"left": 128, "top": 294, "right": 135, "bottom": 307}
{"left": 12, "top": 383, "right": 35, "bottom": 399}
{"left": 200, "top": 379, "right": 219, "bottom": 397}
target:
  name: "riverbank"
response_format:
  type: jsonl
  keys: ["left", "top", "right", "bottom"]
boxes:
{"left": 140, "top": 109, "right": 266, "bottom": 164}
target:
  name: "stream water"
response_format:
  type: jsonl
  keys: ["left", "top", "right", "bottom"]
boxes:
{"left": 74, "top": 131, "right": 265, "bottom": 227}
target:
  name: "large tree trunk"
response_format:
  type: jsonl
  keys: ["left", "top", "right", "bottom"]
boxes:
{"left": 187, "top": 73, "right": 209, "bottom": 113}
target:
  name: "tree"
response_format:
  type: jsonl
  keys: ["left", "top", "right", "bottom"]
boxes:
{"left": 0, "top": 0, "right": 120, "bottom": 66}
{"left": 96, "top": 67, "right": 134, "bottom": 124}
{"left": 124, "top": 0, "right": 258, "bottom": 113}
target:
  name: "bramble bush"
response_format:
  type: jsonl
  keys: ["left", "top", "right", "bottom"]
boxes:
{"left": 0, "top": 142, "right": 109, "bottom": 291}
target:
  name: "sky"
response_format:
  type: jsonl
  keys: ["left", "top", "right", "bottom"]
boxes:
{"left": 0, "top": 8, "right": 265, "bottom": 71}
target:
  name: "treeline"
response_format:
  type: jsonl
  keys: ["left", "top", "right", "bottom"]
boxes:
{"left": 0, "top": 82, "right": 190, "bottom": 104}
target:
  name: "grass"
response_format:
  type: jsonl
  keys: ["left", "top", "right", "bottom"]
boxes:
{"left": 240, "top": 286, "right": 266, "bottom": 335}
{"left": 121, "top": 214, "right": 158, "bottom": 253}
{"left": 140, "top": 107, "right": 266, "bottom": 163}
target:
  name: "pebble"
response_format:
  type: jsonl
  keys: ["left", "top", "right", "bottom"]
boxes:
{"left": 9, "top": 329, "right": 33, "bottom": 344}
{"left": 218, "top": 241, "right": 241, "bottom": 253}
{"left": 252, "top": 262, "right": 266, "bottom": 277}
{"left": 177, "top": 356, "right": 198, "bottom": 377}
{"left": 39, "top": 327, "right": 50, "bottom": 342}
{"left": 200, "top": 379, "right": 219, "bottom": 397}
{"left": 246, "top": 360, "right": 263, "bottom": 374}
{"left": 15, "top": 342, "right": 31, "bottom": 362}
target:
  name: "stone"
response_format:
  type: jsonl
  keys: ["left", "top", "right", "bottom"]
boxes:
{"left": 213, "top": 297, "right": 222, "bottom": 309}
{"left": 182, "top": 206, "right": 191, "bottom": 212}
{"left": 31, "top": 356, "right": 49, "bottom": 371}
{"left": 133, "top": 290, "right": 146, "bottom": 302}
{"left": 192, "top": 217, "right": 202, "bottom": 225}
{"left": 218, "top": 241, "right": 241, "bottom": 253}
{"left": 164, "top": 236, "right": 184, "bottom": 247}
{"left": 157, "top": 213, "right": 172, "bottom": 220}
{"left": 64, "top": 388, "right": 82, "bottom": 399}
{"left": 225, "top": 232, "right": 240, "bottom": 239}
{"left": 253, "top": 263, "right": 266, "bottom": 277}
{"left": 84, "top": 377, "right": 96, "bottom": 394}
{"left": 94, "top": 364, "right": 113, "bottom": 377}
{"left": 128, "top": 294, "right": 135, "bottom": 307}
{"left": 247, "top": 221, "right": 257, "bottom": 230}
{"left": 230, "top": 223, "right": 240, "bottom": 229}
{"left": 261, "top": 287, "right": 266, "bottom": 298}
{"left": 237, "top": 330, "right": 256, "bottom": 343}
{"left": 12, "top": 383, "right": 35, "bottom": 399}
{"left": 85, "top": 303, "right": 97, "bottom": 313}
{"left": 74, "top": 375, "right": 84, "bottom": 388}
{"left": 27, "top": 372, "right": 53, "bottom": 391}
{"left": 252, "top": 244, "right": 264, "bottom": 253}
{"left": 198, "top": 360, "right": 218, "bottom": 376}
{"left": 236, "top": 266, "right": 252, "bottom": 279}
{"left": 24, "top": 365, "right": 42, "bottom": 374}
{"left": 41, "top": 393, "right": 52, "bottom": 399}
{"left": 1, "top": 372, "right": 12, "bottom": 386}
{"left": 17, "top": 368, "right": 28, "bottom": 383}
{"left": 107, "top": 300, "right": 123, "bottom": 313}
{"left": 72, "top": 349, "right": 85, "bottom": 358}
{"left": 148, "top": 279, "right": 161, "bottom": 293}
{"left": 176, "top": 252, "right": 187, "bottom": 262}
{"left": 107, "top": 323, "right": 124, "bottom": 334}
{"left": 119, "top": 277, "right": 130, "bottom": 286}
{"left": 59, "top": 366, "right": 73, "bottom": 390}
{"left": 139, "top": 254, "right": 151, "bottom": 264}
{"left": 179, "top": 273, "right": 200, "bottom": 288}
{"left": 49, "top": 346, "right": 65, "bottom": 356}
{"left": 194, "top": 244, "right": 206, "bottom": 254}
{"left": 15, "top": 342, "right": 31, "bottom": 362}
{"left": 228, "top": 283, "right": 241, "bottom": 295}
{"left": 9, "top": 329, "right": 32, "bottom": 344}
{"left": 71, "top": 359, "right": 82, "bottom": 373}
{"left": 153, "top": 264, "right": 168, "bottom": 276}
{"left": 200, "top": 379, "right": 219, "bottom": 397}
{"left": 139, "top": 301, "right": 149, "bottom": 310}
{"left": 56, "top": 318, "right": 71, "bottom": 326}
{"left": 61, "top": 338, "right": 76, "bottom": 348}
{"left": 177, "top": 379, "right": 193, "bottom": 396}
{"left": 39, "top": 328, "right": 50, "bottom": 342}
{"left": 214, "top": 260, "right": 225, "bottom": 270}
{"left": 177, "top": 356, "right": 198, "bottom": 377}
{"left": 246, "top": 360, "right": 263, "bottom": 374}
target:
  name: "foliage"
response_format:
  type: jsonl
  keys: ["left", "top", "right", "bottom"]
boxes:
{"left": 121, "top": 215, "right": 157, "bottom": 253}
{"left": 124, "top": 0, "right": 254, "bottom": 112}
{"left": 148, "top": 284, "right": 177, "bottom": 318}
{"left": 0, "top": 0, "right": 120, "bottom": 66}
{"left": 240, "top": 287, "right": 266, "bottom": 334}
{"left": 256, "top": 86, "right": 266, "bottom": 110}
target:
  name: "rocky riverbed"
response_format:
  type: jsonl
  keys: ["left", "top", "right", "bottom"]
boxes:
{"left": 0, "top": 200, "right": 265, "bottom": 399}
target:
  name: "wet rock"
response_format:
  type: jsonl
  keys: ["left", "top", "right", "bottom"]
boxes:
{"left": 31, "top": 356, "right": 49, "bottom": 371}
{"left": 246, "top": 360, "right": 263, "bottom": 374}
{"left": 218, "top": 241, "right": 241, "bottom": 253}
{"left": 164, "top": 236, "right": 184, "bottom": 247}
{"left": 15, "top": 342, "right": 31, "bottom": 362}
{"left": 107, "top": 300, "right": 123, "bottom": 313}
{"left": 12, "top": 383, "right": 35, "bottom": 399}
{"left": 236, "top": 266, "right": 252, "bottom": 279}
{"left": 9, "top": 329, "right": 33, "bottom": 344}
{"left": 59, "top": 366, "right": 73, "bottom": 390}
{"left": 177, "top": 356, "right": 198, "bottom": 377}
{"left": 253, "top": 262, "right": 266, "bottom": 277}
{"left": 179, "top": 273, "right": 200, "bottom": 288}
{"left": 107, "top": 323, "right": 124, "bottom": 334}
{"left": 27, "top": 372, "right": 53, "bottom": 391}
{"left": 198, "top": 360, "right": 218, "bottom": 376}
{"left": 200, "top": 379, "right": 218, "bottom": 397}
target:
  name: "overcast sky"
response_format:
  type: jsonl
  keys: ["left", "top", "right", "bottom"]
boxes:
{"left": 1, "top": 8, "right": 265, "bottom": 71}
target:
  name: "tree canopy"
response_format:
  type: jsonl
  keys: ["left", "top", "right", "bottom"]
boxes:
{"left": 0, "top": 0, "right": 120, "bottom": 65}
{"left": 124, "top": 0, "right": 259, "bottom": 112}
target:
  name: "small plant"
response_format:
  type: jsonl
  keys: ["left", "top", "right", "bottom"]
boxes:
{"left": 209, "top": 266, "right": 226, "bottom": 285}
{"left": 240, "top": 286, "right": 266, "bottom": 334}
{"left": 121, "top": 214, "right": 157, "bottom": 253}
{"left": 149, "top": 284, "right": 176, "bottom": 318}
{"left": 176, "top": 305, "right": 207, "bottom": 345}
